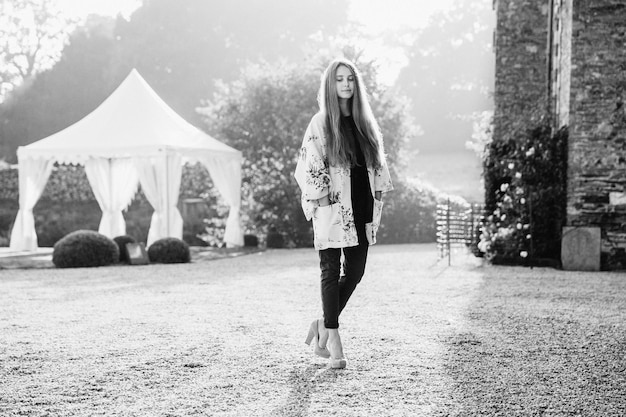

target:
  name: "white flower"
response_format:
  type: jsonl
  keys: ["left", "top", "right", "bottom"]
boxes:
{"left": 526, "top": 234, "right": 532, "bottom": 239}
{"left": 497, "top": 227, "right": 513, "bottom": 238}
{"left": 516, "top": 223, "right": 522, "bottom": 230}
{"left": 526, "top": 147, "right": 535, "bottom": 157}
{"left": 508, "top": 163, "right": 515, "bottom": 170}
{"left": 500, "top": 183, "right": 509, "bottom": 192}
{"left": 500, "top": 214, "right": 507, "bottom": 221}
{"left": 520, "top": 251, "right": 528, "bottom": 258}
{"left": 515, "top": 172, "right": 522, "bottom": 179}
{"left": 520, "top": 198, "right": 526, "bottom": 204}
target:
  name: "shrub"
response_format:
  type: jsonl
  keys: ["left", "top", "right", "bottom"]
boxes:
{"left": 113, "top": 235, "right": 137, "bottom": 263}
{"left": 376, "top": 178, "right": 439, "bottom": 244}
{"left": 52, "top": 230, "right": 119, "bottom": 268}
{"left": 147, "top": 237, "right": 190, "bottom": 263}
{"left": 244, "top": 234, "right": 259, "bottom": 247}
{"left": 480, "top": 123, "right": 568, "bottom": 264}
{"left": 34, "top": 200, "right": 101, "bottom": 247}
{"left": 266, "top": 227, "right": 285, "bottom": 248}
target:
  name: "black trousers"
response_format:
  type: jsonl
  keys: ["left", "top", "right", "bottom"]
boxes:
{"left": 318, "top": 222, "right": 369, "bottom": 329}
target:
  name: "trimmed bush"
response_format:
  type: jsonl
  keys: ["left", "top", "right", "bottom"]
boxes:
{"left": 52, "top": 230, "right": 119, "bottom": 268}
{"left": 147, "top": 237, "right": 190, "bottom": 263}
{"left": 113, "top": 235, "right": 137, "bottom": 263}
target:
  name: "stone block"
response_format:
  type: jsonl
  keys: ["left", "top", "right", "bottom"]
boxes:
{"left": 561, "top": 226, "right": 601, "bottom": 271}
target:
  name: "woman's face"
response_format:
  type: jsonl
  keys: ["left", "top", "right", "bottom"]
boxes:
{"left": 335, "top": 65, "right": 355, "bottom": 100}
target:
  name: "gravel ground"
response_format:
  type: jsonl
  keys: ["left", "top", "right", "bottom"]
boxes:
{"left": 0, "top": 244, "right": 624, "bottom": 416}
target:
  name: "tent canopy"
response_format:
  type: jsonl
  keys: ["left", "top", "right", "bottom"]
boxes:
{"left": 20, "top": 68, "right": 238, "bottom": 161}
{"left": 10, "top": 69, "right": 243, "bottom": 251}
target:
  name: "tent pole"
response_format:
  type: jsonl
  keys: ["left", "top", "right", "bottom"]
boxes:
{"left": 108, "top": 158, "right": 113, "bottom": 237}
{"left": 165, "top": 152, "right": 170, "bottom": 237}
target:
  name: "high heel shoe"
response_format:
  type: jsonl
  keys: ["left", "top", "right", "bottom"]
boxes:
{"left": 327, "top": 328, "right": 347, "bottom": 369}
{"left": 329, "top": 357, "right": 347, "bottom": 369}
{"left": 304, "top": 319, "right": 330, "bottom": 358}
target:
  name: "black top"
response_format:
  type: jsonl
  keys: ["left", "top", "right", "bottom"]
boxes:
{"left": 340, "top": 114, "right": 374, "bottom": 225}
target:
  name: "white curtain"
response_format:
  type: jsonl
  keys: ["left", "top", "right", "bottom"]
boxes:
{"left": 200, "top": 155, "right": 243, "bottom": 247}
{"left": 134, "top": 153, "right": 183, "bottom": 247}
{"left": 85, "top": 158, "right": 139, "bottom": 238}
{"left": 9, "top": 157, "right": 54, "bottom": 251}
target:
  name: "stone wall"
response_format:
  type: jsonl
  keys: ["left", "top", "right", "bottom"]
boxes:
{"left": 493, "top": 0, "right": 551, "bottom": 140}
{"left": 567, "top": 0, "right": 626, "bottom": 268}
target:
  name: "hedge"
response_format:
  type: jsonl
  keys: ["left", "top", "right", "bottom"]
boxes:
{"left": 480, "top": 123, "right": 568, "bottom": 265}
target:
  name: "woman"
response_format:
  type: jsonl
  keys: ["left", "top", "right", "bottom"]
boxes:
{"left": 294, "top": 58, "right": 393, "bottom": 368}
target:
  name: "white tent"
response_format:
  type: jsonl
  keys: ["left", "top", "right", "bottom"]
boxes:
{"left": 9, "top": 69, "right": 243, "bottom": 251}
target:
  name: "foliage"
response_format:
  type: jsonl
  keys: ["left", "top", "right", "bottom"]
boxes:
{"left": 35, "top": 201, "right": 101, "bottom": 247}
{"left": 0, "top": 18, "right": 119, "bottom": 161}
{"left": 147, "top": 237, "right": 190, "bottom": 264}
{"left": 179, "top": 163, "right": 224, "bottom": 247}
{"left": 0, "top": 167, "right": 18, "bottom": 199}
{"left": 0, "top": 196, "right": 13, "bottom": 246}
{"left": 113, "top": 235, "right": 136, "bottom": 263}
{"left": 199, "top": 56, "right": 421, "bottom": 246}
{"left": 266, "top": 228, "right": 285, "bottom": 249}
{"left": 0, "top": 0, "right": 349, "bottom": 162}
{"left": 0, "top": 0, "right": 75, "bottom": 101}
{"left": 198, "top": 60, "right": 319, "bottom": 246}
{"left": 396, "top": 0, "right": 495, "bottom": 154}
{"left": 377, "top": 178, "right": 439, "bottom": 244}
{"left": 479, "top": 122, "right": 568, "bottom": 264}
{"left": 52, "top": 229, "right": 119, "bottom": 268}
{"left": 113, "top": 0, "right": 350, "bottom": 124}
{"left": 466, "top": 110, "right": 494, "bottom": 157}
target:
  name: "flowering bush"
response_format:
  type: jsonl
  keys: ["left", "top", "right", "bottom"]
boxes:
{"left": 480, "top": 123, "right": 568, "bottom": 264}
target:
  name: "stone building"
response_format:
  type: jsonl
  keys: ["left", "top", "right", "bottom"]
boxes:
{"left": 493, "top": 0, "right": 626, "bottom": 269}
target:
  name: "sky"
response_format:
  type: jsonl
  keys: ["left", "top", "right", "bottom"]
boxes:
{"left": 56, "top": 0, "right": 141, "bottom": 19}
{"left": 350, "top": 0, "right": 455, "bottom": 33}
{"left": 56, "top": 0, "right": 454, "bottom": 27}
{"left": 55, "top": 0, "right": 455, "bottom": 85}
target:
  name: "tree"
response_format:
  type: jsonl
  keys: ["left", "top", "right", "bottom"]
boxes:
{"left": 396, "top": 0, "right": 495, "bottom": 154}
{"left": 112, "top": 0, "right": 350, "bottom": 126}
{"left": 0, "top": 0, "right": 75, "bottom": 101}
{"left": 0, "top": 16, "right": 118, "bottom": 161}
{"left": 0, "top": 0, "right": 350, "bottom": 161}
{"left": 199, "top": 52, "right": 422, "bottom": 246}
{"left": 198, "top": 61, "right": 320, "bottom": 246}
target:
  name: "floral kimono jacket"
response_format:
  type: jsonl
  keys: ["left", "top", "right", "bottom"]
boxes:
{"left": 294, "top": 112, "right": 393, "bottom": 250}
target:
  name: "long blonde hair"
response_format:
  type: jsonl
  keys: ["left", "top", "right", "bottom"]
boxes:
{"left": 318, "top": 58, "right": 383, "bottom": 169}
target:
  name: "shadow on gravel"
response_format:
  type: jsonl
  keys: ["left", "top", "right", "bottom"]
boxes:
{"left": 274, "top": 363, "right": 353, "bottom": 416}
{"left": 444, "top": 269, "right": 626, "bottom": 416}
{"left": 273, "top": 364, "right": 326, "bottom": 416}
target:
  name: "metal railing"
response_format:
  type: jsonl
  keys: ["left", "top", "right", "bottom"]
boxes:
{"left": 436, "top": 199, "right": 484, "bottom": 265}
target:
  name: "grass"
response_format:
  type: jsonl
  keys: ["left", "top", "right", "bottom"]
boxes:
{"left": 0, "top": 244, "right": 624, "bottom": 416}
